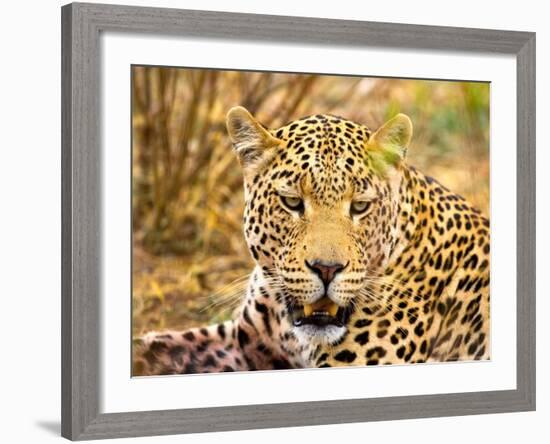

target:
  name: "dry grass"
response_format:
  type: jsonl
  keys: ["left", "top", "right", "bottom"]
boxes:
{"left": 131, "top": 67, "right": 489, "bottom": 336}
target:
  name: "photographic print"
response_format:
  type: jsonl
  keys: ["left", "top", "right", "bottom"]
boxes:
{"left": 131, "top": 66, "right": 490, "bottom": 376}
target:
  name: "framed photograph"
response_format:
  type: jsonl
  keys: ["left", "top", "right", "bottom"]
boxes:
{"left": 61, "top": 2, "right": 536, "bottom": 440}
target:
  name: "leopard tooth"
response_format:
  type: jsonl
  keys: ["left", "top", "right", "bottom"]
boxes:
{"left": 328, "top": 303, "right": 339, "bottom": 317}
{"left": 303, "top": 304, "right": 313, "bottom": 317}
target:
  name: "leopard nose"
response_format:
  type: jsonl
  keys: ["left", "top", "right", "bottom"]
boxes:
{"left": 305, "top": 260, "right": 347, "bottom": 286}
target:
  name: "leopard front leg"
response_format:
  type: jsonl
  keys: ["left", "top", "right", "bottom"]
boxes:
{"left": 133, "top": 317, "right": 297, "bottom": 375}
{"left": 133, "top": 320, "right": 249, "bottom": 375}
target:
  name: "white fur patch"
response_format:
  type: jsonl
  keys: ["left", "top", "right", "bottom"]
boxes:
{"left": 293, "top": 324, "right": 347, "bottom": 347}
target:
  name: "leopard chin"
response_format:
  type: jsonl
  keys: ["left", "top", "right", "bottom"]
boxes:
{"left": 292, "top": 323, "right": 348, "bottom": 346}
{"left": 288, "top": 296, "right": 353, "bottom": 345}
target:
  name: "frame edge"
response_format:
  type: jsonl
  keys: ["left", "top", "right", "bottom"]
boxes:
{"left": 61, "top": 3, "right": 76, "bottom": 439}
{"left": 515, "top": 32, "right": 536, "bottom": 412}
{"left": 62, "top": 2, "right": 103, "bottom": 440}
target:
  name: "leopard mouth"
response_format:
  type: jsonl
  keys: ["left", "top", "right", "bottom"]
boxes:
{"left": 290, "top": 297, "right": 353, "bottom": 328}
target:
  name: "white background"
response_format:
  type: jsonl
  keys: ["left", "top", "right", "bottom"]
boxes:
{"left": 0, "top": 0, "right": 545, "bottom": 443}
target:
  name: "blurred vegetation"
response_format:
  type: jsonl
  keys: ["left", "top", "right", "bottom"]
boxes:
{"left": 132, "top": 66, "right": 489, "bottom": 337}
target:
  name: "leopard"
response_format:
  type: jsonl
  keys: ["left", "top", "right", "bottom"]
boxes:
{"left": 133, "top": 106, "right": 490, "bottom": 375}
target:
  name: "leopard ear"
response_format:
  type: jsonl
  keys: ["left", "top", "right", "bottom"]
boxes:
{"left": 367, "top": 113, "right": 413, "bottom": 165}
{"left": 226, "top": 106, "right": 280, "bottom": 176}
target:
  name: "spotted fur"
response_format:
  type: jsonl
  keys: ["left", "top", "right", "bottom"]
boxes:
{"left": 134, "top": 107, "right": 490, "bottom": 375}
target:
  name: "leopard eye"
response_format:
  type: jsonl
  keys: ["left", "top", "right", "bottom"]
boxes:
{"left": 280, "top": 195, "right": 304, "bottom": 213}
{"left": 350, "top": 200, "right": 372, "bottom": 217}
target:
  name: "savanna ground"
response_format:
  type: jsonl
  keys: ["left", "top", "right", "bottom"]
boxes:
{"left": 132, "top": 67, "right": 489, "bottom": 338}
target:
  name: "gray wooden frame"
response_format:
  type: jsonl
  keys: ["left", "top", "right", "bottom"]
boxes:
{"left": 61, "top": 2, "right": 536, "bottom": 440}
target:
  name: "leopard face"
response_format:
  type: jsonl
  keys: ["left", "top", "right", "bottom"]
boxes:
{"left": 227, "top": 108, "right": 413, "bottom": 346}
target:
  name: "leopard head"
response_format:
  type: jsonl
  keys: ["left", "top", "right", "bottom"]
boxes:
{"left": 227, "top": 107, "right": 413, "bottom": 345}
